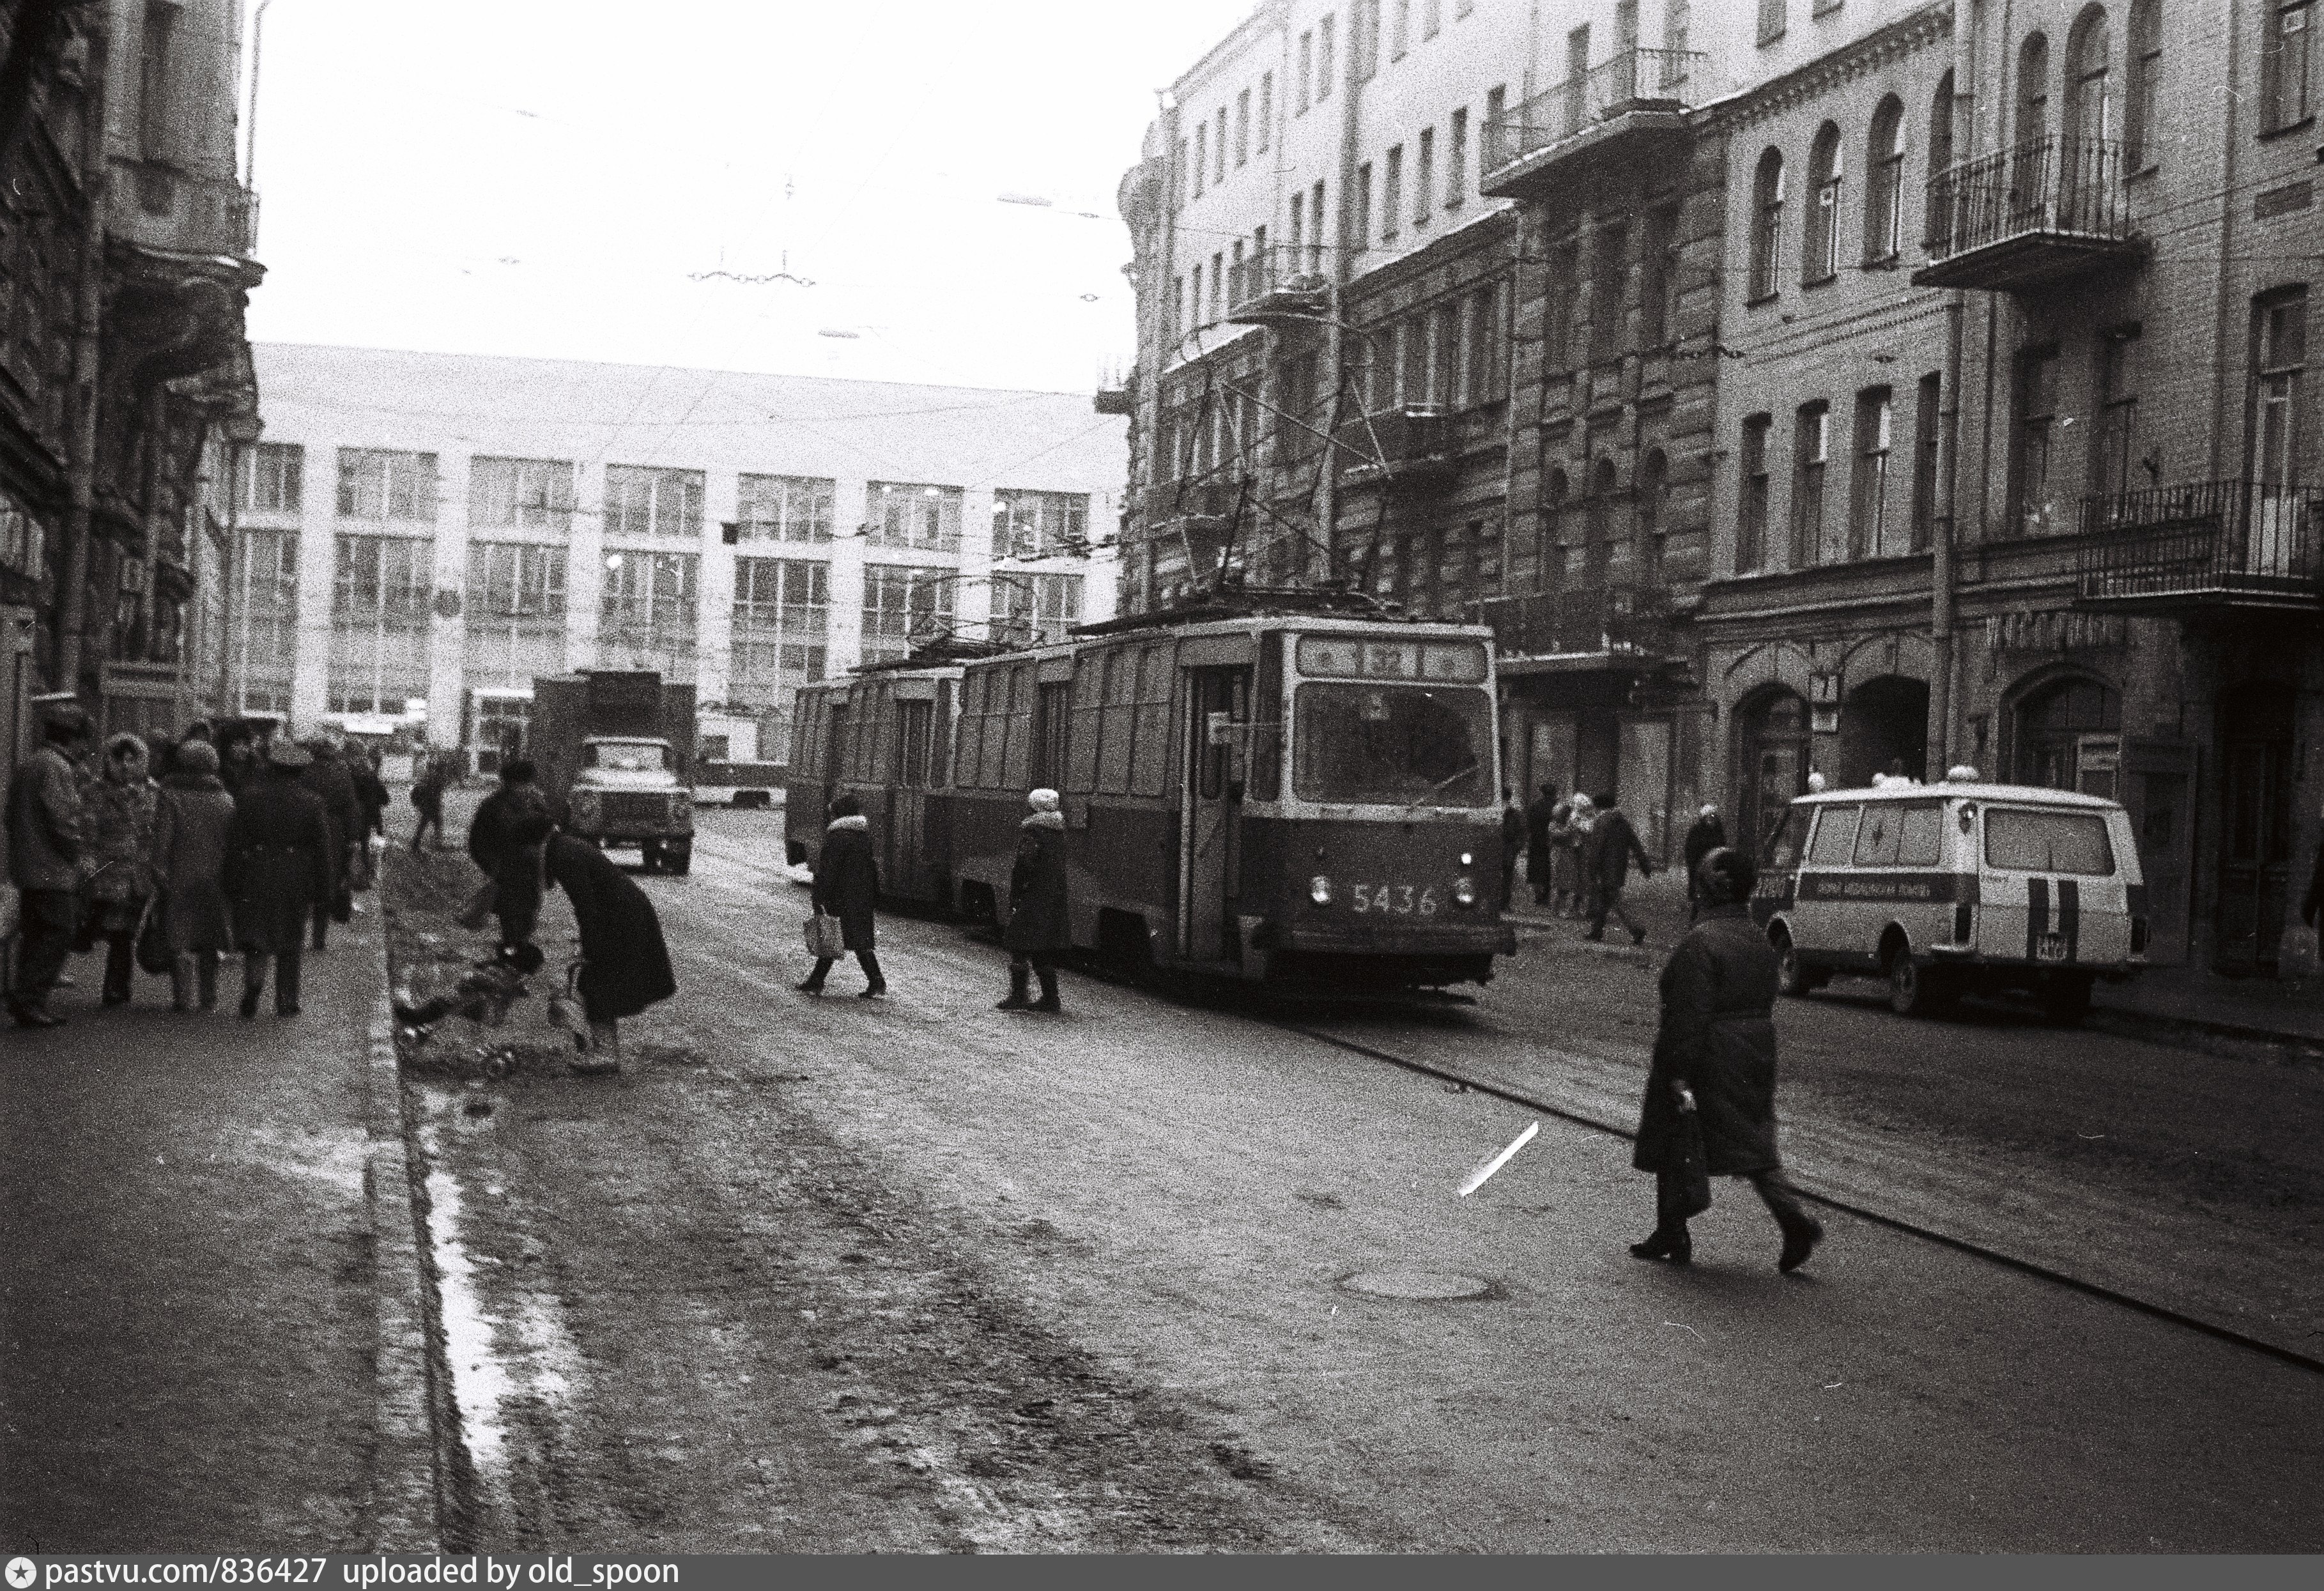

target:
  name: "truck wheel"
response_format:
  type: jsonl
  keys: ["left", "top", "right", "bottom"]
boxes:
{"left": 665, "top": 842, "right": 693, "bottom": 877}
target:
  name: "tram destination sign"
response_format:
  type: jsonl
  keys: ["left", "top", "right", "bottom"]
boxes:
{"left": 1296, "top": 636, "right": 1488, "bottom": 684}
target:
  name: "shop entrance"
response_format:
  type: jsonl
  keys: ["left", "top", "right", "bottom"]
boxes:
{"left": 2214, "top": 685, "right": 2297, "bottom": 974}
{"left": 1736, "top": 688, "right": 1812, "bottom": 861}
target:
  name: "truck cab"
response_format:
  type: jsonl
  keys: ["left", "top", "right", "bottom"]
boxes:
{"left": 530, "top": 672, "right": 698, "bottom": 875}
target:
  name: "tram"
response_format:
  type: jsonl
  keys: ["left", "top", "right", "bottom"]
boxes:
{"left": 783, "top": 657, "right": 964, "bottom": 905}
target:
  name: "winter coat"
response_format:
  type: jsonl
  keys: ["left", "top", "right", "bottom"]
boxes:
{"left": 1634, "top": 903, "right": 1783, "bottom": 1177}
{"left": 85, "top": 751, "right": 160, "bottom": 929}
{"left": 1524, "top": 794, "right": 1557, "bottom": 878}
{"left": 302, "top": 751, "right": 362, "bottom": 878}
{"left": 225, "top": 769, "right": 334, "bottom": 955}
{"left": 545, "top": 833, "right": 675, "bottom": 1022}
{"left": 1546, "top": 803, "right": 1581, "bottom": 896}
{"left": 468, "top": 784, "right": 554, "bottom": 928}
{"left": 1682, "top": 814, "right": 1729, "bottom": 892}
{"left": 353, "top": 764, "right": 390, "bottom": 837}
{"left": 2304, "top": 836, "right": 2324, "bottom": 930}
{"left": 153, "top": 774, "right": 236, "bottom": 955}
{"left": 1499, "top": 803, "right": 1526, "bottom": 870}
{"left": 1004, "top": 811, "right": 1070, "bottom": 954}
{"left": 810, "top": 814, "right": 879, "bottom": 952}
{"left": 6, "top": 744, "right": 84, "bottom": 892}
{"left": 1587, "top": 805, "right": 1653, "bottom": 891}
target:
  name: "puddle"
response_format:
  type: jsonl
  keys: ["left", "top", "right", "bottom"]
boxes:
{"left": 416, "top": 1087, "right": 587, "bottom": 1514}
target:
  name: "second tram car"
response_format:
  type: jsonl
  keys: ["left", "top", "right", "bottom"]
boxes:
{"left": 783, "top": 658, "right": 963, "bottom": 904}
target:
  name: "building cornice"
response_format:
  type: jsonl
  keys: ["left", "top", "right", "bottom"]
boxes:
{"left": 1697, "top": 3, "right": 1953, "bottom": 137}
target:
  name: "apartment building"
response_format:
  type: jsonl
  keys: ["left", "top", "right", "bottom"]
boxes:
{"left": 239, "top": 345, "right": 1123, "bottom": 767}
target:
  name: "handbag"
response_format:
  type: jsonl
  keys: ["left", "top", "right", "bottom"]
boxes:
{"left": 803, "top": 910, "right": 846, "bottom": 959}
{"left": 135, "top": 894, "right": 173, "bottom": 975}
{"left": 1670, "top": 1104, "right": 1714, "bottom": 1220}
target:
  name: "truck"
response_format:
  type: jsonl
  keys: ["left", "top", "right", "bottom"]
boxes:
{"left": 528, "top": 671, "right": 698, "bottom": 875}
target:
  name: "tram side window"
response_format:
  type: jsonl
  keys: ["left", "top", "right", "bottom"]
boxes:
{"left": 868, "top": 687, "right": 897, "bottom": 783}
{"left": 977, "top": 668, "right": 1013, "bottom": 788}
{"left": 1249, "top": 636, "right": 1282, "bottom": 801}
{"left": 1067, "top": 656, "right": 1104, "bottom": 794}
{"left": 1130, "top": 643, "right": 1176, "bottom": 797}
{"left": 792, "top": 697, "right": 819, "bottom": 779}
{"left": 1806, "top": 805, "right": 1862, "bottom": 866}
{"left": 1002, "top": 666, "right": 1036, "bottom": 789}
{"left": 1098, "top": 649, "right": 1137, "bottom": 793}
{"left": 953, "top": 672, "right": 986, "bottom": 786}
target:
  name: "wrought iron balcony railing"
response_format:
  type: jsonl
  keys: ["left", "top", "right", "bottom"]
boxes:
{"left": 1474, "top": 584, "right": 1677, "bottom": 659}
{"left": 1337, "top": 406, "right": 1455, "bottom": 487}
{"left": 1226, "top": 242, "right": 1333, "bottom": 326}
{"left": 1482, "top": 48, "right": 1705, "bottom": 188}
{"left": 121, "top": 162, "right": 260, "bottom": 258}
{"left": 2076, "top": 479, "right": 2324, "bottom": 610}
{"left": 1918, "top": 135, "right": 2137, "bottom": 290}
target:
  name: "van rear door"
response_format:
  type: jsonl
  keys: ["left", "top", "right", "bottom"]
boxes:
{"left": 1976, "top": 804, "right": 2135, "bottom": 967}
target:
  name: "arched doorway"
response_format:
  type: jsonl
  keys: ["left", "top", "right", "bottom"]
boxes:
{"left": 2011, "top": 672, "right": 2121, "bottom": 794}
{"left": 1840, "top": 674, "right": 1929, "bottom": 786}
{"left": 2216, "top": 684, "right": 2298, "bottom": 974}
{"left": 1736, "top": 687, "right": 1812, "bottom": 861}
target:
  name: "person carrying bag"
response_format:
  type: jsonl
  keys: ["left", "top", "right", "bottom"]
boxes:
{"left": 797, "top": 792, "right": 884, "bottom": 998}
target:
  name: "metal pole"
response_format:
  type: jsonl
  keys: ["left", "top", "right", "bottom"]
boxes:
{"left": 245, "top": 0, "right": 273, "bottom": 189}
{"left": 1930, "top": 291, "right": 1964, "bottom": 774}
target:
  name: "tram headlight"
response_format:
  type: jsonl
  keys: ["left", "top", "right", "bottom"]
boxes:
{"left": 1309, "top": 875, "right": 1334, "bottom": 905}
{"left": 1452, "top": 876, "right": 1478, "bottom": 908}
{"left": 1459, "top": 852, "right": 1474, "bottom": 866}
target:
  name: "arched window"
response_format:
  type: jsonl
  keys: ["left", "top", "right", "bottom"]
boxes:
{"left": 2065, "top": 6, "right": 2112, "bottom": 148}
{"left": 1636, "top": 448, "right": 1668, "bottom": 585}
{"left": 2017, "top": 33, "right": 2051, "bottom": 150}
{"left": 2125, "top": 0, "right": 2160, "bottom": 169}
{"left": 1865, "top": 96, "right": 1906, "bottom": 263}
{"left": 1927, "top": 70, "right": 1957, "bottom": 249}
{"left": 1586, "top": 457, "right": 1617, "bottom": 583}
{"left": 2012, "top": 673, "right": 2121, "bottom": 790}
{"left": 1803, "top": 123, "right": 1843, "bottom": 284}
{"left": 1749, "top": 148, "right": 1785, "bottom": 301}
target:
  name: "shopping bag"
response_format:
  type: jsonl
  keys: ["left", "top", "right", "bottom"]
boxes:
{"left": 135, "top": 895, "right": 173, "bottom": 975}
{"left": 803, "top": 911, "right": 845, "bottom": 959}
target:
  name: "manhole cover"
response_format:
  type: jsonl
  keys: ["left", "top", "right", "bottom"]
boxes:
{"left": 1339, "top": 1269, "right": 1495, "bottom": 1301}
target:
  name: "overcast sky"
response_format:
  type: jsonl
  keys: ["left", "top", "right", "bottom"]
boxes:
{"left": 243, "top": 1, "right": 1252, "bottom": 393}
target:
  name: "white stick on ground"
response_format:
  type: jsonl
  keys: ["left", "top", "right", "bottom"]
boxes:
{"left": 1458, "top": 1121, "right": 1540, "bottom": 1198}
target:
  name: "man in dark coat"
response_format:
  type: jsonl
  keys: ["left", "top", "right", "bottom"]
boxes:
{"left": 6, "top": 705, "right": 89, "bottom": 1027}
{"left": 225, "top": 739, "right": 334, "bottom": 1018}
{"left": 410, "top": 751, "right": 449, "bottom": 852}
{"left": 1497, "top": 790, "right": 1525, "bottom": 911}
{"left": 1582, "top": 791, "right": 1655, "bottom": 945}
{"left": 467, "top": 759, "right": 553, "bottom": 949}
{"left": 300, "top": 734, "right": 362, "bottom": 950}
{"left": 799, "top": 792, "right": 884, "bottom": 997}
{"left": 542, "top": 826, "right": 675, "bottom": 1072}
{"left": 1630, "top": 847, "right": 1822, "bottom": 1272}
{"left": 1682, "top": 803, "right": 1728, "bottom": 924}
{"left": 999, "top": 787, "right": 1070, "bottom": 1013}
{"left": 1524, "top": 783, "right": 1558, "bottom": 906}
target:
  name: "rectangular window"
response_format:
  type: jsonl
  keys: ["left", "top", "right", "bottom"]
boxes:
{"left": 1288, "top": 192, "right": 1304, "bottom": 265}
{"left": 1235, "top": 88, "right": 1250, "bottom": 166}
{"left": 335, "top": 449, "right": 436, "bottom": 523}
{"left": 1849, "top": 387, "right": 1893, "bottom": 560}
{"left": 603, "top": 465, "right": 704, "bottom": 541}
{"left": 1173, "top": 140, "right": 1188, "bottom": 209}
{"left": 1910, "top": 371, "right": 1941, "bottom": 552}
{"left": 1259, "top": 72, "right": 1273, "bottom": 150}
{"left": 1130, "top": 643, "right": 1176, "bottom": 797}
{"left": 2265, "top": 2, "right": 2312, "bottom": 131}
{"left": 1392, "top": 0, "right": 1410, "bottom": 59}
{"left": 1298, "top": 31, "right": 1313, "bottom": 111}
{"left": 1215, "top": 109, "right": 1228, "bottom": 182}
{"left": 1188, "top": 263, "right": 1201, "bottom": 330}
{"left": 1193, "top": 122, "right": 1206, "bottom": 196}
{"left": 2092, "top": 328, "right": 2141, "bottom": 498}
{"left": 1433, "top": 301, "right": 1460, "bottom": 407}
{"left": 464, "top": 541, "right": 569, "bottom": 687}
{"left": 1382, "top": 146, "right": 1402, "bottom": 243}
{"left": 1807, "top": 804, "right": 1862, "bottom": 866}
{"left": 1986, "top": 808, "right": 2116, "bottom": 875}
{"left": 233, "top": 526, "right": 299, "bottom": 709}
{"left": 1739, "top": 414, "right": 1773, "bottom": 571}
{"left": 2012, "top": 347, "right": 2061, "bottom": 535}
{"left": 1211, "top": 250, "right": 1224, "bottom": 318}
{"left": 1590, "top": 221, "right": 1629, "bottom": 363}
{"left": 1446, "top": 108, "right": 1468, "bottom": 206}
{"left": 2255, "top": 288, "right": 2307, "bottom": 493}
{"left": 1640, "top": 204, "right": 1681, "bottom": 346}
{"left": 859, "top": 564, "right": 955, "bottom": 665}
{"left": 1483, "top": 84, "right": 1505, "bottom": 173}
{"left": 737, "top": 473, "right": 835, "bottom": 542}
{"left": 1546, "top": 241, "right": 1580, "bottom": 370}
{"left": 1355, "top": 162, "right": 1373, "bottom": 250}
{"left": 990, "top": 572, "right": 1084, "bottom": 647}
{"left": 1792, "top": 402, "right": 1830, "bottom": 567}
{"left": 1466, "top": 284, "right": 1500, "bottom": 404}
{"left": 1758, "top": 0, "right": 1788, "bottom": 47}
{"left": 868, "top": 481, "right": 963, "bottom": 551}
{"left": 1664, "top": 0, "right": 1692, "bottom": 64}
{"left": 598, "top": 550, "right": 700, "bottom": 681}
{"left": 729, "top": 557, "right": 829, "bottom": 712}
{"left": 468, "top": 456, "right": 574, "bottom": 533}
{"left": 236, "top": 443, "right": 304, "bottom": 514}
{"left": 328, "top": 532, "right": 433, "bottom": 716}
{"left": 1319, "top": 14, "right": 1337, "bottom": 98}
{"left": 1229, "top": 239, "right": 1245, "bottom": 306}
{"left": 996, "top": 489, "right": 1091, "bottom": 558}
{"left": 1424, "top": 0, "right": 1442, "bottom": 39}
{"left": 1358, "top": 0, "right": 1380, "bottom": 79}
{"left": 137, "top": 1, "right": 176, "bottom": 162}
{"left": 1415, "top": 127, "right": 1434, "bottom": 226}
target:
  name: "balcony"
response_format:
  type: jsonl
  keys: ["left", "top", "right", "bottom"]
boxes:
{"left": 1475, "top": 585, "right": 1677, "bottom": 661}
{"left": 1915, "top": 135, "right": 2141, "bottom": 291}
{"left": 116, "top": 162, "right": 260, "bottom": 259}
{"left": 1142, "top": 478, "right": 1235, "bottom": 525}
{"left": 1337, "top": 406, "right": 1456, "bottom": 489}
{"left": 1482, "top": 49, "right": 1706, "bottom": 200}
{"left": 1226, "top": 243, "right": 1333, "bottom": 327}
{"left": 2075, "top": 480, "right": 2324, "bottom": 613}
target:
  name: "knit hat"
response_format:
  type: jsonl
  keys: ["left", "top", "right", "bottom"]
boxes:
{"left": 1027, "top": 788, "right": 1061, "bottom": 813}
{"left": 176, "top": 740, "right": 220, "bottom": 776}
{"left": 267, "top": 737, "right": 313, "bottom": 769}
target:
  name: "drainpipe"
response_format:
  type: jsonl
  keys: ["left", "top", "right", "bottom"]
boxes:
{"left": 1318, "top": 8, "right": 1367, "bottom": 585}
{"left": 1931, "top": 291, "right": 1966, "bottom": 774}
{"left": 54, "top": 0, "right": 111, "bottom": 701}
{"left": 1496, "top": 204, "right": 1526, "bottom": 597}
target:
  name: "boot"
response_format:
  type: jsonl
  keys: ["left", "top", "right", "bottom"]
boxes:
{"left": 797, "top": 957, "right": 831, "bottom": 994}
{"left": 1629, "top": 1226, "right": 1693, "bottom": 1264}
{"left": 996, "top": 965, "right": 1032, "bottom": 1011}
{"left": 172, "top": 953, "right": 196, "bottom": 1013}
{"left": 1031, "top": 965, "right": 1061, "bottom": 1013}
{"left": 198, "top": 953, "right": 219, "bottom": 1011}
{"left": 856, "top": 951, "right": 886, "bottom": 999}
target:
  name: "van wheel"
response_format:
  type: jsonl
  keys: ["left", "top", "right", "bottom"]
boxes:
{"left": 1773, "top": 930, "right": 1817, "bottom": 997}
{"left": 2042, "top": 973, "right": 2095, "bottom": 1025}
{"left": 640, "top": 843, "right": 662, "bottom": 874}
{"left": 1888, "top": 956, "right": 1946, "bottom": 1017}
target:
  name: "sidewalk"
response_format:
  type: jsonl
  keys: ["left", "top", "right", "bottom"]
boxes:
{"left": 1504, "top": 866, "right": 2324, "bottom": 1049}
{"left": 0, "top": 896, "right": 437, "bottom": 1551}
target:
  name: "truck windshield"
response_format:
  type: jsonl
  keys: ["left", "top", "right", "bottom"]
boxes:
{"left": 585, "top": 742, "right": 668, "bottom": 772}
{"left": 1292, "top": 684, "right": 1492, "bottom": 807}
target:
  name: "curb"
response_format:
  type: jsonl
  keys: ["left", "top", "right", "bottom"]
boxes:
{"left": 361, "top": 907, "right": 445, "bottom": 1551}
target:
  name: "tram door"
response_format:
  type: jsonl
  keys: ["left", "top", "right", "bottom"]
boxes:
{"left": 886, "top": 689, "right": 936, "bottom": 896}
{"left": 1179, "top": 666, "right": 1250, "bottom": 963}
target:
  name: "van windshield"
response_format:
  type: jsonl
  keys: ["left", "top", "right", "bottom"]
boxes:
{"left": 1985, "top": 808, "right": 2114, "bottom": 875}
{"left": 1292, "top": 684, "right": 1493, "bottom": 806}
{"left": 585, "top": 741, "right": 668, "bottom": 772}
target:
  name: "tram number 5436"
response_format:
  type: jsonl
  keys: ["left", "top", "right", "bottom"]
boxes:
{"left": 1350, "top": 883, "right": 1438, "bottom": 915}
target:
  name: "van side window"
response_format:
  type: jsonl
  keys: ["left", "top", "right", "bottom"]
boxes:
{"left": 1986, "top": 808, "right": 2114, "bottom": 875}
{"left": 1762, "top": 806, "right": 1812, "bottom": 870}
{"left": 1806, "top": 805, "right": 1862, "bottom": 866}
{"left": 1852, "top": 805, "right": 1902, "bottom": 866}
{"left": 1897, "top": 802, "right": 1943, "bottom": 866}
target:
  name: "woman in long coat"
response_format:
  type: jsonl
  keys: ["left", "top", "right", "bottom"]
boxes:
{"left": 541, "top": 824, "right": 676, "bottom": 1068}
{"left": 153, "top": 739, "right": 236, "bottom": 1011}
{"left": 800, "top": 792, "right": 883, "bottom": 997}
{"left": 224, "top": 739, "right": 334, "bottom": 1018}
{"left": 84, "top": 733, "right": 161, "bottom": 1006}
{"left": 1549, "top": 794, "right": 1588, "bottom": 918}
{"left": 1631, "top": 846, "right": 1824, "bottom": 1272}
{"left": 997, "top": 787, "right": 1069, "bottom": 1013}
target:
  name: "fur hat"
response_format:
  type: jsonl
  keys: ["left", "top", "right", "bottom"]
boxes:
{"left": 176, "top": 740, "right": 220, "bottom": 776}
{"left": 1027, "top": 788, "right": 1061, "bottom": 813}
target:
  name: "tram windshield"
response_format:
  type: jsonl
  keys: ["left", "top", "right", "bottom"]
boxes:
{"left": 1292, "top": 684, "right": 1493, "bottom": 807}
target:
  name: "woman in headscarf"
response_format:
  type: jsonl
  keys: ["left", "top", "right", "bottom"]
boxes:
{"left": 84, "top": 733, "right": 161, "bottom": 1006}
{"left": 1553, "top": 791, "right": 1593, "bottom": 920}
{"left": 997, "top": 787, "right": 1069, "bottom": 1013}
{"left": 1630, "top": 846, "right": 1824, "bottom": 1272}
{"left": 152, "top": 739, "right": 236, "bottom": 1011}
{"left": 532, "top": 817, "right": 676, "bottom": 1071}
{"left": 799, "top": 791, "right": 883, "bottom": 998}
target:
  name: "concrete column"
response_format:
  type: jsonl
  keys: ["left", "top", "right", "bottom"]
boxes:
{"left": 429, "top": 450, "right": 471, "bottom": 748}
{"left": 825, "top": 477, "right": 868, "bottom": 674}
{"left": 289, "top": 451, "right": 333, "bottom": 731}
{"left": 566, "top": 469, "right": 603, "bottom": 673}
{"left": 697, "top": 472, "right": 739, "bottom": 703}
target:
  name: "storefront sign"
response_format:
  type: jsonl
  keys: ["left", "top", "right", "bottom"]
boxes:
{"left": 1988, "top": 611, "right": 2129, "bottom": 654}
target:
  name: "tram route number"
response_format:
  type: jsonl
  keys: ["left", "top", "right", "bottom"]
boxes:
{"left": 1349, "top": 883, "right": 1438, "bottom": 916}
